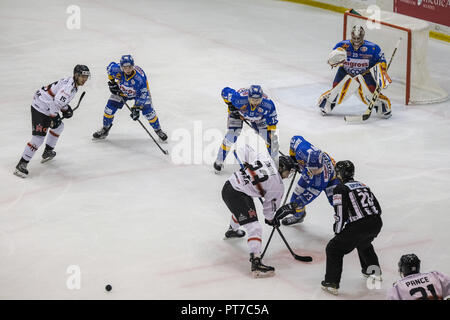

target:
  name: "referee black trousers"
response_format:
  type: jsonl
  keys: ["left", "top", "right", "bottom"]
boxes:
{"left": 325, "top": 215, "right": 382, "bottom": 285}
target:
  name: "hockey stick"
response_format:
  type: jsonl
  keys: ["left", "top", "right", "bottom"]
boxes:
{"left": 344, "top": 38, "right": 401, "bottom": 123}
{"left": 234, "top": 150, "right": 311, "bottom": 261}
{"left": 62, "top": 91, "right": 85, "bottom": 119}
{"left": 122, "top": 99, "right": 169, "bottom": 155}
{"left": 275, "top": 225, "right": 313, "bottom": 262}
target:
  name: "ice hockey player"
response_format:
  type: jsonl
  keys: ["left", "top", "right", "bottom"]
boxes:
{"left": 321, "top": 160, "right": 383, "bottom": 295}
{"left": 280, "top": 135, "right": 339, "bottom": 226}
{"left": 213, "top": 85, "right": 279, "bottom": 173}
{"left": 387, "top": 254, "right": 450, "bottom": 300}
{"left": 14, "top": 65, "right": 90, "bottom": 178}
{"left": 92, "top": 55, "right": 167, "bottom": 141}
{"left": 221, "top": 144, "right": 297, "bottom": 277}
{"left": 318, "top": 25, "right": 392, "bottom": 118}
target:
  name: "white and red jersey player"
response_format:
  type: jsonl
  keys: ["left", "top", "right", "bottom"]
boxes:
{"left": 387, "top": 271, "right": 450, "bottom": 300}
{"left": 32, "top": 76, "right": 79, "bottom": 117}
{"left": 229, "top": 144, "right": 284, "bottom": 221}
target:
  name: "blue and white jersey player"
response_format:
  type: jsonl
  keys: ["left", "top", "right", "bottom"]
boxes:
{"left": 213, "top": 85, "right": 279, "bottom": 172}
{"left": 92, "top": 55, "right": 167, "bottom": 141}
{"left": 318, "top": 25, "right": 392, "bottom": 119}
{"left": 280, "top": 135, "right": 340, "bottom": 226}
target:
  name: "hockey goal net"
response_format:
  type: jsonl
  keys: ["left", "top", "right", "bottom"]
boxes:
{"left": 343, "top": 9, "right": 448, "bottom": 105}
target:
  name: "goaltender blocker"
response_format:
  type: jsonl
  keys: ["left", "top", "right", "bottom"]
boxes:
{"left": 318, "top": 25, "right": 392, "bottom": 118}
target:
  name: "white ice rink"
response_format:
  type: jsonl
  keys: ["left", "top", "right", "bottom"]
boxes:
{"left": 0, "top": 0, "right": 449, "bottom": 299}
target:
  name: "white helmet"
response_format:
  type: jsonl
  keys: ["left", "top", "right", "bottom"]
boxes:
{"left": 351, "top": 25, "right": 365, "bottom": 48}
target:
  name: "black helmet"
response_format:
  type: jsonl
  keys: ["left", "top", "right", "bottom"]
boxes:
{"left": 73, "top": 64, "right": 90, "bottom": 77}
{"left": 335, "top": 160, "right": 355, "bottom": 182}
{"left": 279, "top": 155, "right": 296, "bottom": 174}
{"left": 398, "top": 254, "right": 421, "bottom": 277}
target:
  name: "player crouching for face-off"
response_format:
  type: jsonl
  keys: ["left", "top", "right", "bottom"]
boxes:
{"left": 14, "top": 65, "right": 90, "bottom": 178}
{"left": 318, "top": 25, "right": 392, "bottom": 119}
{"left": 92, "top": 55, "right": 167, "bottom": 142}
{"left": 221, "top": 144, "right": 297, "bottom": 278}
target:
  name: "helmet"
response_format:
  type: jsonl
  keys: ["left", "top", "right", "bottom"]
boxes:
{"left": 248, "top": 85, "right": 263, "bottom": 106}
{"left": 398, "top": 254, "right": 421, "bottom": 277}
{"left": 249, "top": 85, "right": 263, "bottom": 99}
{"left": 278, "top": 155, "right": 296, "bottom": 174}
{"left": 335, "top": 160, "right": 355, "bottom": 182}
{"left": 120, "top": 55, "right": 134, "bottom": 67}
{"left": 73, "top": 64, "right": 90, "bottom": 77}
{"left": 351, "top": 25, "right": 365, "bottom": 48}
{"left": 307, "top": 150, "right": 324, "bottom": 169}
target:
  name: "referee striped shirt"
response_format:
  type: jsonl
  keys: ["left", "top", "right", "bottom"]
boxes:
{"left": 332, "top": 180, "right": 381, "bottom": 234}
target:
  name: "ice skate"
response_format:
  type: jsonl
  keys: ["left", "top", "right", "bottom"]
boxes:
{"left": 14, "top": 158, "right": 29, "bottom": 178}
{"left": 155, "top": 129, "right": 168, "bottom": 142}
{"left": 321, "top": 280, "right": 339, "bottom": 295}
{"left": 92, "top": 124, "right": 112, "bottom": 140}
{"left": 282, "top": 212, "right": 306, "bottom": 226}
{"left": 250, "top": 253, "right": 274, "bottom": 278}
{"left": 213, "top": 161, "right": 223, "bottom": 174}
{"left": 224, "top": 226, "right": 246, "bottom": 239}
{"left": 41, "top": 145, "right": 56, "bottom": 163}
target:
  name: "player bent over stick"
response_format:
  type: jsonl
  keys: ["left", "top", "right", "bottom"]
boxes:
{"left": 221, "top": 144, "right": 297, "bottom": 277}
{"left": 280, "top": 135, "right": 339, "bottom": 226}
{"left": 14, "top": 65, "right": 90, "bottom": 178}
{"left": 318, "top": 25, "right": 392, "bottom": 119}
{"left": 93, "top": 55, "right": 168, "bottom": 142}
{"left": 213, "top": 85, "right": 279, "bottom": 173}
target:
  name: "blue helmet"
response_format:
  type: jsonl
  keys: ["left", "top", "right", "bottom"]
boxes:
{"left": 248, "top": 85, "right": 263, "bottom": 99}
{"left": 120, "top": 55, "right": 134, "bottom": 67}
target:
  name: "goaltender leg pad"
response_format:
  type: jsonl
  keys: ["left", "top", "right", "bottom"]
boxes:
{"left": 318, "top": 74, "right": 358, "bottom": 114}
{"left": 356, "top": 75, "right": 391, "bottom": 118}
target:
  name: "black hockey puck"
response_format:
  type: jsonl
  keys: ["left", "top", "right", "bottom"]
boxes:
{"left": 105, "top": 284, "right": 112, "bottom": 292}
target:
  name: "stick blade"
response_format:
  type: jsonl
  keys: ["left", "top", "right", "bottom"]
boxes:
{"left": 344, "top": 115, "right": 363, "bottom": 123}
{"left": 295, "top": 255, "right": 313, "bottom": 262}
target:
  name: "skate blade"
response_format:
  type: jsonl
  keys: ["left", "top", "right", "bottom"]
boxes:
{"left": 92, "top": 136, "right": 107, "bottom": 141}
{"left": 41, "top": 157, "right": 55, "bottom": 164}
{"left": 252, "top": 270, "right": 275, "bottom": 278}
{"left": 13, "top": 170, "right": 27, "bottom": 178}
{"left": 321, "top": 286, "right": 338, "bottom": 295}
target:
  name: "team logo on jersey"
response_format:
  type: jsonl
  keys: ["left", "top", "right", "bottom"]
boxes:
{"left": 248, "top": 209, "right": 257, "bottom": 218}
{"left": 131, "top": 80, "right": 135, "bottom": 85}
{"left": 360, "top": 46, "right": 368, "bottom": 52}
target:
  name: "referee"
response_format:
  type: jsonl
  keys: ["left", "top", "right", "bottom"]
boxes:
{"left": 321, "top": 160, "right": 383, "bottom": 295}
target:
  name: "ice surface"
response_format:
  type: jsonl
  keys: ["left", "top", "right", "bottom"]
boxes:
{"left": 0, "top": 0, "right": 449, "bottom": 299}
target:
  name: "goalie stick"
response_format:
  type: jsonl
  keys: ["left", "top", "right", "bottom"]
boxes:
{"left": 233, "top": 150, "right": 312, "bottom": 262}
{"left": 344, "top": 38, "right": 401, "bottom": 123}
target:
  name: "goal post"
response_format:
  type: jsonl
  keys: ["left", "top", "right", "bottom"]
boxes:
{"left": 343, "top": 9, "right": 448, "bottom": 105}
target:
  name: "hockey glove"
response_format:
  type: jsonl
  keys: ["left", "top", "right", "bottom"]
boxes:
{"left": 265, "top": 218, "right": 280, "bottom": 227}
{"left": 50, "top": 113, "right": 62, "bottom": 129}
{"left": 274, "top": 202, "right": 298, "bottom": 221}
{"left": 61, "top": 105, "right": 73, "bottom": 119}
{"left": 108, "top": 80, "right": 121, "bottom": 95}
{"left": 130, "top": 107, "right": 141, "bottom": 121}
